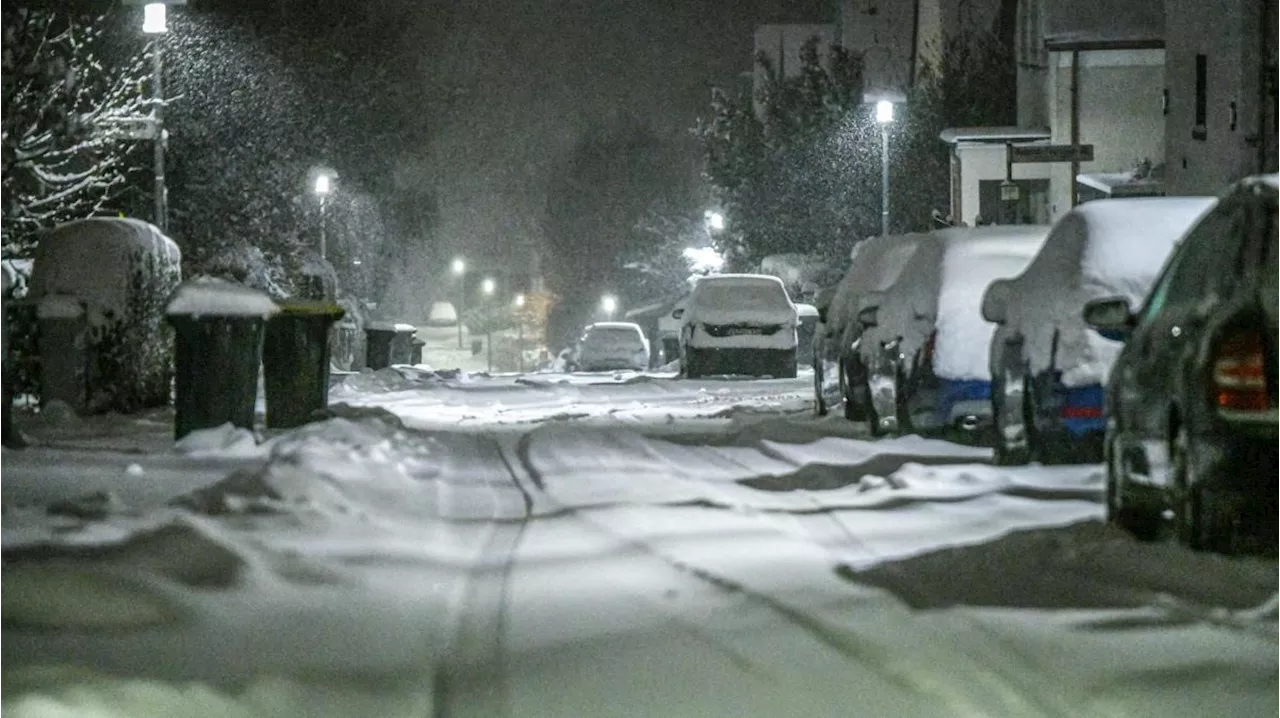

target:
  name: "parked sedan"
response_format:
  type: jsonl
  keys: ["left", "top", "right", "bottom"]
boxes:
{"left": 1085, "top": 175, "right": 1278, "bottom": 552}
{"left": 982, "top": 197, "right": 1216, "bottom": 465}
{"left": 571, "top": 322, "right": 651, "bottom": 372}
{"left": 857, "top": 226, "right": 1049, "bottom": 439}
{"left": 676, "top": 274, "right": 798, "bottom": 379}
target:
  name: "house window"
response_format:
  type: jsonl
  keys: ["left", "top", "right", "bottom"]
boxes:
{"left": 1193, "top": 54, "right": 1207, "bottom": 140}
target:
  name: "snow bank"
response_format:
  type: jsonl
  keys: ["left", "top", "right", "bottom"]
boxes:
{"left": 684, "top": 274, "right": 797, "bottom": 325}
{"left": 173, "top": 417, "right": 439, "bottom": 518}
{"left": 166, "top": 278, "right": 279, "bottom": 318}
{"left": 1001, "top": 197, "right": 1216, "bottom": 385}
{"left": 933, "top": 227, "right": 1050, "bottom": 380}
{"left": 174, "top": 422, "right": 267, "bottom": 459}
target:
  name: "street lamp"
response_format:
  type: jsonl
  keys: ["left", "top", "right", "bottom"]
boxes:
{"left": 127, "top": 0, "right": 187, "bottom": 232}
{"left": 514, "top": 293, "right": 526, "bottom": 373}
{"left": 875, "top": 100, "right": 894, "bottom": 237}
{"left": 313, "top": 171, "right": 334, "bottom": 261}
{"left": 601, "top": 294, "right": 618, "bottom": 319}
{"left": 704, "top": 210, "right": 725, "bottom": 233}
{"left": 481, "top": 277, "right": 496, "bottom": 373}
{"left": 451, "top": 257, "right": 467, "bottom": 348}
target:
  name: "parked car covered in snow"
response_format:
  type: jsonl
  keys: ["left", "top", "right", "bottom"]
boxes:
{"left": 675, "top": 274, "right": 798, "bottom": 379}
{"left": 570, "top": 322, "right": 651, "bottom": 372}
{"left": 981, "top": 197, "right": 1216, "bottom": 464}
{"left": 857, "top": 225, "right": 1050, "bottom": 438}
{"left": 814, "top": 233, "right": 932, "bottom": 418}
{"left": 1085, "top": 175, "right": 1277, "bottom": 552}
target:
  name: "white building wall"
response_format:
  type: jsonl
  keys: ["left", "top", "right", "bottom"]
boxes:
{"left": 954, "top": 144, "right": 1052, "bottom": 226}
{"left": 1164, "top": 0, "right": 1277, "bottom": 195}
{"left": 1047, "top": 49, "right": 1165, "bottom": 219}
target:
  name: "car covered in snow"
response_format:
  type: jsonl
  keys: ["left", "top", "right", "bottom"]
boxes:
{"left": 813, "top": 233, "right": 932, "bottom": 418}
{"left": 856, "top": 225, "right": 1050, "bottom": 438}
{"left": 675, "top": 273, "right": 798, "bottom": 379}
{"left": 1084, "top": 175, "right": 1277, "bottom": 552}
{"left": 981, "top": 197, "right": 1216, "bottom": 464}
{"left": 570, "top": 322, "right": 651, "bottom": 372}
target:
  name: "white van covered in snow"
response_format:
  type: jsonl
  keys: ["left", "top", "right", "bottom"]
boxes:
{"left": 982, "top": 197, "right": 1216, "bottom": 464}
{"left": 857, "top": 225, "right": 1051, "bottom": 437}
{"left": 675, "top": 273, "right": 798, "bottom": 379}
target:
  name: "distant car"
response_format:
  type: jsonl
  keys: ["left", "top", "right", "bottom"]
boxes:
{"left": 1085, "top": 175, "right": 1277, "bottom": 552}
{"left": 676, "top": 274, "right": 798, "bottom": 379}
{"left": 571, "top": 322, "right": 651, "bottom": 372}
{"left": 816, "top": 233, "right": 931, "bottom": 419}
{"left": 857, "top": 226, "right": 1050, "bottom": 438}
{"left": 810, "top": 285, "right": 842, "bottom": 415}
{"left": 981, "top": 197, "right": 1216, "bottom": 465}
{"left": 424, "top": 301, "right": 459, "bottom": 328}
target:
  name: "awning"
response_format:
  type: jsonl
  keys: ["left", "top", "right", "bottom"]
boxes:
{"left": 1076, "top": 171, "right": 1164, "bottom": 197}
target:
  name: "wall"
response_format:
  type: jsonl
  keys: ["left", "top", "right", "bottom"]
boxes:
{"left": 1047, "top": 49, "right": 1165, "bottom": 219}
{"left": 953, "top": 143, "right": 1052, "bottom": 226}
{"left": 752, "top": 24, "right": 836, "bottom": 115}
{"left": 1164, "top": 0, "right": 1278, "bottom": 195}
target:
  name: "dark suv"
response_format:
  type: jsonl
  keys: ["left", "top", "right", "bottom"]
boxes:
{"left": 1085, "top": 175, "right": 1278, "bottom": 552}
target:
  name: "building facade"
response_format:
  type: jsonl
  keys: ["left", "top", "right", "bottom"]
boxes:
{"left": 1163, "top": 0, "right": 1279, "bottom": 195}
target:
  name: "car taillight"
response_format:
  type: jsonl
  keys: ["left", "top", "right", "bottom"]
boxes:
{"left": 1059, "top": 405, "right": 1103, "bottom": 419}
{"left": 1213, "top": 329, "right": 1270, "bottom": 413}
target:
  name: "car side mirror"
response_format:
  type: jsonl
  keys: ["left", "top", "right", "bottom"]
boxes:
{"left": 817, "top": 305, "right": 829, "bottom": 323}
{"left": 672, "top": 308, "right": 684, "bottom": 319}
{"left": 1083, "top": 296, "right": 1134, "bottom": 342}
{"left": 982, "top": 279, "right": 1010, "bottom": 324}
{"left": 857, "top": 305, "right": 879, "bottom": 328}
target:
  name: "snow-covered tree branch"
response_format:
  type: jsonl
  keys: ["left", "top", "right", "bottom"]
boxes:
{"left": 2, "top": 8, "right": 150, "bottom": 257}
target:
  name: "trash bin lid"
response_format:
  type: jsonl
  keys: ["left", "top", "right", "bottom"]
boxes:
{"left": 167, "top": 278, "right": 279, "bottom": 318}
{"left": 272, "top": 299, "right": 346, "bottom": 320}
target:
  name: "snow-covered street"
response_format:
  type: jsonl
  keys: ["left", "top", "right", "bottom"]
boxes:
{"left": 3, "top": 368, "right": 1276, "bottom": 717}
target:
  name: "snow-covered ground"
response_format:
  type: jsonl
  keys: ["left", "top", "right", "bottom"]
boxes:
{"left": 3, "top": 368, "right": 1275, "bottom": 717}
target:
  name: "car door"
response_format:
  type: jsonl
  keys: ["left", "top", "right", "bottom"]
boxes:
{"left": 1128, "top": 199, "right": 1249, "bottom": 447}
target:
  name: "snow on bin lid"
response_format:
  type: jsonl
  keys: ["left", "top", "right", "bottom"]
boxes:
{"left": 367, "top": 321, "right": 418, "bottom": 332}
{"left": 166, "top": 278, "right": 280, "bottom": 318}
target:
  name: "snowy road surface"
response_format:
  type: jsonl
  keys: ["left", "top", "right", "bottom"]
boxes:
{"left": 2, "top": 367, "right": 1275, "bottom": 717}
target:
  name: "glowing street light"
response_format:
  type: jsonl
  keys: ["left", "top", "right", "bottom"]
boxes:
{"left": 481, "top": 277, "right": 496, "bottom": 295}
{"left": 126, "top": 0, "right": 189, "bottom": 231}
{"left": 451, "top": 257, "right": 466, "bottom": 276}
{"left": 314, "top": 174, "right": 332, "bottom": 196}
{"left": 312, "top": 169, "right": 336, "bottom": 260}
{"left": 601, "top": 294, "right": 618, "bottom": 318}
{"left": 705, "top": 210, "right": 726, "bottom": 232}
{"left": 514, "top": 293, "right": 526, "bottom": 308}
{"left": 875, "top": 100, "right": 895, "bottom": 237}
{"left": 142, "top": 3, "right": 168, "bottom": 33}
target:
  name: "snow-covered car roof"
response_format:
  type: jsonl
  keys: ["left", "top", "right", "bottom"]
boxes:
{"left": 585, "top": 321, "right": 645, "bottom": 332}
{"left": 827, "top": 233, "right": 932, "bottom": 334}
{"left": 686, "top": 273, "right": 796, "bottom": 326}
{"left": 796, "top": 303, "right": 819, "bottom": 318}
{"left": 933, "top": 226, "right": 1052, "bottom": 380}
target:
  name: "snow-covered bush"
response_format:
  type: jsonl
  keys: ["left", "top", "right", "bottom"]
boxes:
{"left": 28, "top": 218, "right": 181, "bottom": 413}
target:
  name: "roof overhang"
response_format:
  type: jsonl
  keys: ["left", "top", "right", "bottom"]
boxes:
{"left": 1076, "top": 172, "right": 1165, "bottom": 197}
{"left": 1045, "top": 37, "right": 1164, "bottom": 52}
{"left": 939, "top": 126, "right": 1052, "bottom": 144}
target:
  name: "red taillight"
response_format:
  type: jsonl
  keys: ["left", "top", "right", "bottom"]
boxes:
{"left": 1213, "top": 330, "right": 1270, "bottom": 412}
{"left": 1060, "top": 405, "right": 1103, "bottom": 419}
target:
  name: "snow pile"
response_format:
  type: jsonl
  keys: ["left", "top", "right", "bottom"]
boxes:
{"left": 173, "top": 417, "right": 440, "bottom": 518}
{"left": 166, "top": 277, "right": 279, "bottom": 318}
{"left": 1000, "top": 197, "right": 1216, "bottom": 385}
{"left": 174, "top": 422, "right": 267, "bottom": 459}
{"left": 684, "top": 274, "right": 797, "bottom": 325}
{"left": 334, "top": 366, "right": 445, "bottom": 394}
{"left": 933, "top": 227, "right": 1050, "bottom": 380}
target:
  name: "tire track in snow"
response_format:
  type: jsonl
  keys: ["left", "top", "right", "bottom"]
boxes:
{"left": 430, "top": 435, "right": 533, "bottom": 718}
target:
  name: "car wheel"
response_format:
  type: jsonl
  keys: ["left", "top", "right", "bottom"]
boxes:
{"left": 1107, "top": 431, "right": 1162, "bottom": 541}
{"left": 1171, "top": 425, "right": 1225, "bottom": 552}
{"left": 813, "top": 361, "right": 828, "bottom": 416}
{"left": 866, "top": 371, "right": 897, "bottom": 437}
{"left": 893, "top": 366, "right": 914, "bottom": 436}
{"left": 843, "top": 357, "right": 869, "bottom": 422}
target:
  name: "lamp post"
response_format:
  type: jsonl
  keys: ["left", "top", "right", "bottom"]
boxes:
{"left": 482, "top": 277, "right": 496, "bottom": 373}
{"left": 138, "top": 2, "right": 182, "bottom": 232}
{"left": 514, "top": 293, "right": 526, "bottom": 373}
{"left": 875, "top": 100, "right": 894, "bottom": 237}
{"left": 451, "top": 257, "right": 467, "bottom": 349}
{"left": 601, "top": 294, "right": 618, "bottom": 320}
{"left": 313, "top": 173, "right": 332, "bottom": 260}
